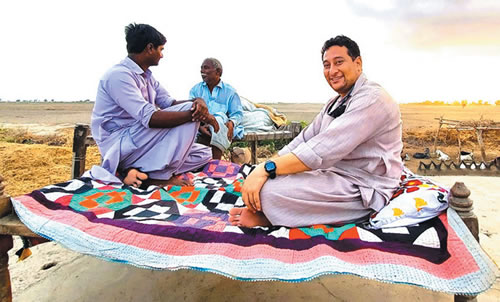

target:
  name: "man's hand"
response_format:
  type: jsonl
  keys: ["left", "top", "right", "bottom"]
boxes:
{"left": 199, "top": 124, "right": 212, "bottom": 137}
{"left": 206, "top": 114, "right": 220, "bottom": 133}
{"left": 241, "top": 164, "right": 268, "bottom": 213}
{"left": 225, "top": 120, "right": 234, "bottom": 140}
{"left": 191, "top": 98, "right": 209, "bottom": 122}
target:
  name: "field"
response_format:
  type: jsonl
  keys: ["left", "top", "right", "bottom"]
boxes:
{"left": 1, "top": 102, "right": 500, "bottom": 300}
{"left": 0, "top": 102, "right": 499, "bottom": 196}
{"left": 3, "top": 102, "right": 499, "bottom": 130}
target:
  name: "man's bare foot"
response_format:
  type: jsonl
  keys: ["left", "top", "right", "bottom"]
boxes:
{"left": 228, "top": 208, "right": 271, "bottom": 228}
{"left": 143, "top": 176, "right": 193, "bottom": 188}
{"left": 123, "top": 169, "right": 148, "bottom": 188}
{"left": 164, "top": 176, "right": 193, "bottom": 186}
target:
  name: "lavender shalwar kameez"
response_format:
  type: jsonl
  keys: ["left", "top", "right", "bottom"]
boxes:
{"left": 90, "top": 57, "right": 211, "bottom": 181}
{"left": 260, "top": 74, "right": 403, "bottom": 227}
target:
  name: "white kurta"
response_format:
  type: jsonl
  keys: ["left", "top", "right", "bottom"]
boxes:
{"left": 260, "top": 74, "right": 403, "bottom": 227}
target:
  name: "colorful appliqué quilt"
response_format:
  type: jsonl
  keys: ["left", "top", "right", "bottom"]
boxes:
{"left": 11, "top": 160, "right": 497, "bottom": 296}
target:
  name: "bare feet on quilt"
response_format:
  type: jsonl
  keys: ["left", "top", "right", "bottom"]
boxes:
{"left": 164, "top": 176, "right": 193, "bottom": 186}
{"left": 123, "top": 169, "right": 148, "bottom": 188}
{"left": 142, "top": 176, "right": 193, "bottom": 188}
{"left": 228, "top": 208, "right": 271, "bottom": 228}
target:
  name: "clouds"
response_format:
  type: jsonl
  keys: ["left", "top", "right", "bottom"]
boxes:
{"left": 0, "top": 0, "right": 498, "bottom": 104}
{"left": 348, "top": 0, "right": 475, "bottom": 20}
{"left": 347, "top": 0, "right": 500, "bottom": 52}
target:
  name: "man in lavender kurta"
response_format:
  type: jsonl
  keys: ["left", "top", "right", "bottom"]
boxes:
{"left": 229, "top": 35, "right": 403, "bottom": 228}
{"left": 91, "top": 23, "right": 219, "bottom": 188}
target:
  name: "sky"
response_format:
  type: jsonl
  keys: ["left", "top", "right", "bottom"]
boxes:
{"left": 1, "top": 0, "right": 499, "bottom": 104}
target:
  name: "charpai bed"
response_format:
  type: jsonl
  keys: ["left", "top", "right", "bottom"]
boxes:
{"left": 0, "top": 160, "right": 497, "bottom": 302}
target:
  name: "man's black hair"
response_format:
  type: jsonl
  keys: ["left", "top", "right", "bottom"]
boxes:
{"left": 321, "top": 35, "right": 360, "bottom": 61}
{"left": 125, "top": 23, "right": 167, "bottom": 54}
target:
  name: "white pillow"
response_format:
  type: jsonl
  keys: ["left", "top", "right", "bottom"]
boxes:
{"left": 368, "top": 168, "right": 449, "bottom": 229}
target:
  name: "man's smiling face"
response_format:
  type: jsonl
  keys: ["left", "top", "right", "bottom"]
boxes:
{"left": 322, "top": 46, "right": 362, "bottom": 96}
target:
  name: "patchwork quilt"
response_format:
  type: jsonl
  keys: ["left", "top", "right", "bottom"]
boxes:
{"left": 11, "top": 160, "right": 497, "bottom": 296}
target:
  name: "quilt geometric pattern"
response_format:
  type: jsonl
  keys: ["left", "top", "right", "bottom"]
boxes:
{"left": 11, "top": 160, "right": 498, "bottom": 296}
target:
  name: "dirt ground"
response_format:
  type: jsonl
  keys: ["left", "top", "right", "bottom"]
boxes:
{"left": 2, "top": 102, "right": 499, "bottom": 126}
{"left": 0, "top": 102, "right": 94, "bottom": 125}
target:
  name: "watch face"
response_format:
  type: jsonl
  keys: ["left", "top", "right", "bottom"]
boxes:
{"left": 265, "top": 161, "right": 276, "bottom": 171}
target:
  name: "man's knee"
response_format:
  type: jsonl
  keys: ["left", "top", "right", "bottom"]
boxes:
{"left": 164, "top": 102, "right": 193, "bottom": 112}
{"left": 166, "top": 119, "right": 200, "bottom": 140}
{"left": 260, "top": 176, "right": 288, "bottom": 209}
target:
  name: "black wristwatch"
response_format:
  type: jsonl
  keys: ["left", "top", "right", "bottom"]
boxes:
{"left": 264, "top": 160, "right": 277, "bottom": 179}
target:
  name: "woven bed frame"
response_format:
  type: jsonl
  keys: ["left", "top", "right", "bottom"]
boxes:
{"left": 0, "top": 125, "right": 484, "bottom": 302}
{"left": 70, "top": 123, "right": 303, "bottom": 178}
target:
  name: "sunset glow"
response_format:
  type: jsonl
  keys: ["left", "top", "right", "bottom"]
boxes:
{"left": 0, "top": 0, "right": 499, "bottom": 104}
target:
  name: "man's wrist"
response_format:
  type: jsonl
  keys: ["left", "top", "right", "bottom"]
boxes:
{"left": 255, "top": 164, "right": 268, "bottom": 178}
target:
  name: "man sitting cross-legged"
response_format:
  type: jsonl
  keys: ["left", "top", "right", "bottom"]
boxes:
{"left": 189, "top": 58, "right": 244, "bottom": 159}
{"left": 229, "top": 35, "right": 403, "bottom": 228}
{"left": 91, "top": 23, "right": 219, "bottom": 188}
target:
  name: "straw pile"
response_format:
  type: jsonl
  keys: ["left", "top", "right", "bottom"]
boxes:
{"left": 0, "top": 128, "right": 100, "bottom": 196}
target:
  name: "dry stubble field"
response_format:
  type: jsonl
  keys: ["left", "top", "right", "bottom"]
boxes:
{"left": 0, "top": 102, "right": 499, "bottom": 197}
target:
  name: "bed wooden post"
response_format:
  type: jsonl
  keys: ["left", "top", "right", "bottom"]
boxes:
{"left": 449, "top": 182, "right": 479, "bottom": 302}
{"left": 0, "top": 176, "right": 11, "bottom": 219}
{"left": 449, "top": 182, "right": 479, "bottom": 242}
{"left": 0, "top": 235, "right": 13, "bottom": 302}
{"left": 250, "top": 140, "right": 257, "bottom": 165}
{"left": 71, "top": 124, "right": 90, "bottom": 179}
{"left": 0, "top": 175, "right": 13, "bottom": 302}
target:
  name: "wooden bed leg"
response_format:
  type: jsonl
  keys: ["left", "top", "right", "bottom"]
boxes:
{"left": 449, "top": 182, "right": 479, "bottom": 242}
{"left": 250, "top": 140, "right": 257, "bottom": 165}
{"left": 0, "top": 174, "right": 13, "bottom": 302}
{"left": 0, "top": 235, "right": 13, "bottom": 302}
{"left": 72, "top": 124, "right": 90, "bottom": 179}
{"left": 0, "top": 175, "right": 11, "bottom": 219}
{"left": 449, "top": 182, "right": 479, "bottom": 302}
